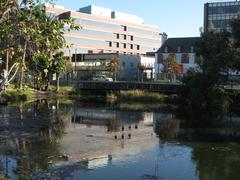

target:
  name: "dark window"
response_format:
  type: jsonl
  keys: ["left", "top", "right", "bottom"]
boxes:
{"left": 130, "top": 44, "right": 133, "bottom": 49}
{"left": 158, "top": 54, "right": 164, "bottom": 63}
{"left": 121, "top": 25, "right": 127, "bottom": 31}
{"left": 109, "top": 41, "right": 112, "bottom": 47}
{"left": 124, "top": 35, "right": 127, "bottom": 40}
{"left": 117, "top": 42, "right": 119, "bottom": 48}
{"left": 190, "top": 46, "right": 194, "bottom": 53}
{"left": 208, "top": 5, "right": 240, "bottom": 15}
{"left": 115, "top": 33, "right": 120, "bottom": 39}
{"left": 181, "top": 53, "right": 189, "bottom": 64}
{"left": 137, "top": 45, "right": 140, "bottom": 50}
{"left": 124, "top": 43, "right": 127, "bottom": 49}
{"left": 177, "top": 46, "right": 181, "bottom": 53}
{"left": 164, "top": 46, "right": 168, "bottom": 53}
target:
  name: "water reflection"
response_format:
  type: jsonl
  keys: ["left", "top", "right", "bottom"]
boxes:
{"left": 0, "top": 100, "right": 239, "bottom": 179}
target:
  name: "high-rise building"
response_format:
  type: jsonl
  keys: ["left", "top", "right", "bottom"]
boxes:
{"left": 204, "top": 1, "right": 240, "bottom": 32}
{"left": 46, "top": 4, "right": 165, "bottom": 56}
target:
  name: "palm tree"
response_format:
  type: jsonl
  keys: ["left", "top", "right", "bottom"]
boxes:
{"left": 107, "top": 57, "right": 122, "bottom": 81}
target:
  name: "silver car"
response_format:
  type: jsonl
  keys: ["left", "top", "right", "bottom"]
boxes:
{"left": 92, "top": 75, "right": 113, "bottom": 82}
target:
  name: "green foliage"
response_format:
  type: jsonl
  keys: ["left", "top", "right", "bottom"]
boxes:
{"left": 195, "top": 30, "right": 233, "bottom": 84}
{"left": 162, "top": 55, "right": 181, "bottom": 82}
{"left": 1, "top": 85, "right": 34, "bottom": 101}
{"left": 179, "top": 27, "right": 237, "bottom": 124}
{"left": 0, "top": 0, "right": 80, "bottom": 91}
{"left": 232, "top": 16, "right": 240, "bottom": 72}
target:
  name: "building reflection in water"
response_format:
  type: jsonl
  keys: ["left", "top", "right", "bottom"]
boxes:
{"left": 0, "top": 100, "right": 240, "bottom": 179}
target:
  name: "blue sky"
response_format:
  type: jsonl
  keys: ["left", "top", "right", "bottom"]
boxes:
{"left": 55, "top": 0, "right": 213, "bottom": 37}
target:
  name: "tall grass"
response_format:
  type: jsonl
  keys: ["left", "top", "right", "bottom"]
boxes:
{"left": 107, "top": 90, "right": 167, "bottom": 103}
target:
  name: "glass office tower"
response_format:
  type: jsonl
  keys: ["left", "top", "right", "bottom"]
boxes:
{"left": 204, "top": 1, "right": 240, "bottom": 32}
{"left": 46, "top": 5, "right": 164, "bottom": 56}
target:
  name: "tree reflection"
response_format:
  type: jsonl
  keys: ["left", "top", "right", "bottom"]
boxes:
{"left": 0, "top": 99, "right": 72, "bottom": 178}
{"left": 154, "top": 117, "right": 179, "bottom": 142}
{"left": 106, "top": 118, "right": 120, "bottom": 132}
{"left": 191, "top": 144, "right": 240, "bottom": 180}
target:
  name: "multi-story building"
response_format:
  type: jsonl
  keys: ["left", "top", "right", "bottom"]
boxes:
{"left": 46, "top": 4, "right": 166, "bottom": 56}
{"left": 204, "top": 1, "right": 240, "bottom": 32}
{"left": 155, "top": 37, "right": 200, "bottom": 79}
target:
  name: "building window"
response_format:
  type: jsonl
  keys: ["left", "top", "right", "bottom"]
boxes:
{"left": 130, "top": 44, "right": 133, "bottom": 49}
{"left": 121, "top": 25, "right": 127, "bottom": 31}
{"left": 124, "top": 34, "right": 127, "bottom": 40}
{"left": 137, "top": 45, "right": 140, "bottom": 50}
{"left": 109, "top": 41, "right": 112, "bottom": 47}
{"left": 115, "top": 33, "right": 120, "bottom": 39}
{"left": 124, "top": 43, "right": 127, "bottom": 49}
{"left": 164, "top": 46, "right": 168, "bottom": 53}
{"left": 128, "top": 35, "right": 134, "bottom": 41}
{"left": 177, "top": 46, "right": 181, "bottom": 53}
{"left": 190, "top": 46, "right": 194, "bottom": 53}
{"left": 181, "top": 53, "right": 189, "bottom": 64}
{"left": 158, "top": 54, "right": 164, "bottom": 63}
{"left": 114, "top": 42, "right": 119, "bottom": 48}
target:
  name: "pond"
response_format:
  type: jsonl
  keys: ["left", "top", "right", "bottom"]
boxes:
{"left": 0, "top": 99, "right": 240, "bottom": 180}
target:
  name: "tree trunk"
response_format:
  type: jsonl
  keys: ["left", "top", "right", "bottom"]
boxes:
{"left": 19, "top": 41, "right": 27, "bottom": 90}
{"left": 56, "top": 73, "right": 60, "bottom": 92}
{"left": 2, "top": 50, "right": 9, "bottom": 92}
{"left": 5, "top": 50, "right": 9, "bottom": 80}
{"left": 44, "top": 79, "right": 50, "bottom": 91}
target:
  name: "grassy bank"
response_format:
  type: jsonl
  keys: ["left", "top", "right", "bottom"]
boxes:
{"left": 0, "top": 85, "right": 80, "bottom": 103}
{"left": 107, "top": 90, "right": 169, "bottom": 103}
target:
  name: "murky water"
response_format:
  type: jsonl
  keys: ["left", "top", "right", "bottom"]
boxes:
{"left": 0, "top": 99, "right": 240, "bottom": 180}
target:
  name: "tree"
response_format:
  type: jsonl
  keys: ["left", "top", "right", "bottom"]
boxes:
{"left": 0, "top": 0, "right": 19, "bottom": 23}
{"left": 179, "top": 29, "right": 234, "bottom": 122}
{"left": 0, "top": 0, "right": 19, "bottom": 90}
{"left": 52, "top": 52, "right": 68, "bottom": 92}
{"left": 162, "top": 55, "right": 180, "bottom": 82}
{"left": 107, "top": 57, "right": 121, "bottom": 81}
{"left": 0, "top": 0, "right": 80, "bottom": 91}
{"left": 231, "top": 16, "right": 240, "bottom": 73}
{"left": 195, "top": 30, "right": 233, "bottom": 85}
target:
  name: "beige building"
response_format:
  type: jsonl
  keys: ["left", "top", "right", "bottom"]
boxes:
{"left": 46, "top": 4, "right": 166, "bottom": 56}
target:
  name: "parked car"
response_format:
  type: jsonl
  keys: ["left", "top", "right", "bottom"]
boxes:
{"left": 92, "top": 75, "right": 113, "bottom": 82}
